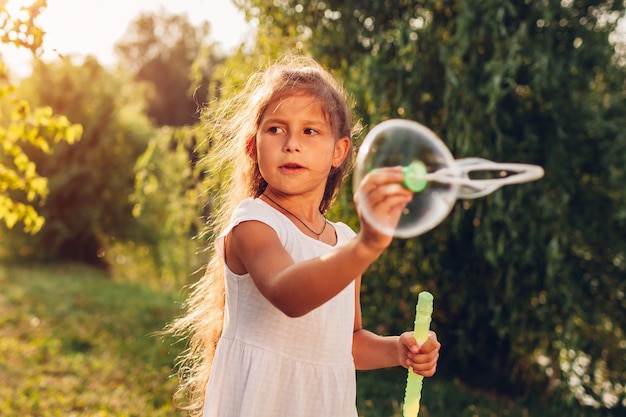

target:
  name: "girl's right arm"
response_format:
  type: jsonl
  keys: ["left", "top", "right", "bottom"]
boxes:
{"left": 226, "top": 167, "right": 412, "bottom": 317}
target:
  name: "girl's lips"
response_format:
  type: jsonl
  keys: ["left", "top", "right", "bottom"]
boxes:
{"left": 280, "top": 163, "right": 305, "bottom": 173}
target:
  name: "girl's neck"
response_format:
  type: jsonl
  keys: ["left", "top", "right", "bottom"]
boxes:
{"left": 261, "top": 190, "right": 323, "bottom": 222}
{"left": 260, "top": 192, "right": 328, "bottom": 240}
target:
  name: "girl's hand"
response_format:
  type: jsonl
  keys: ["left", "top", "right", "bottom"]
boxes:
{"left": 398, "top": 331, "right": 441, "bottom": 377}
{"left": 353, "top": 166, "right": 413, "bottom": 250}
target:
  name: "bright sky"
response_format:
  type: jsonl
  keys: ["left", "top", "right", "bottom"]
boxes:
{"left": 1, "top": 0, "right": 252, "bottom": 78}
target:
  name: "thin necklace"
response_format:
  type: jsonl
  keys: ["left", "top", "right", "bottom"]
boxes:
{"left": 262, "top": 194, "right": 327, "bottom": 240}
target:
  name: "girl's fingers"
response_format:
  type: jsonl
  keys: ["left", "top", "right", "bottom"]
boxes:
{"left": 409, "top": 361, "right": 438, "bottom": 377}
{"left": 406, "top": 351, "right": 439, "bottom": 376}
{"left": 355, "top": 167, "right": 404, "bottom": 200}
{"left": 403, "top": 331, "right": 441, "bottom": 376}
{"left": 357, "top": 168, "right": 413, "bottom": 228}
{"left": 419, "top": 332, "right": 441, "bottom": 353}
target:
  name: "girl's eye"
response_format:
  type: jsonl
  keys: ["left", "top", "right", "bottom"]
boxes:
{"left": 268, "top": 126, "right": 285, "bottom": 134}
{"left": 304, "top": 128, "right": 319, "bottom": 135}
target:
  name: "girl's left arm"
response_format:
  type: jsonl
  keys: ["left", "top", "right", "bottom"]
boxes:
{"left": 352, "top": 275, "right": 441, "bottom": 375}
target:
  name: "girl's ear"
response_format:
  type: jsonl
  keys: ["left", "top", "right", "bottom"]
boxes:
{"left": 332, "top": 136, "right": 351, "bottom": 168}
{"left": 246, "top": 136, "right": 257, "bottom": 161}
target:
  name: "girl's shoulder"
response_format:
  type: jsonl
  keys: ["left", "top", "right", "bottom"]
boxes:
{"left": 215, "top": 197, "right": 286, "bottom": 257}
{"left": 230, "top": 197, "right": 283, "bottom": 227}
{"left": 236, "top": 197, "right": 285, "bottom": 216}
{"left": 234, "top": 196, "right": 266, "bottom": 212}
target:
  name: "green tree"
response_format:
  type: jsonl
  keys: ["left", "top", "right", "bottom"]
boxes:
{"left": 114, "top": 8, "right": 217, "bottom": 126}
{"left": 0, "top": 0, "right": 82, "bottom": 235}
{"left": 7, "top": 56, "right": 154, "bottom": 266}
{"left": 129, "top": 125, "right": 208, "bottom": 287}
{"left": 237, "top": 0, "right": 626, "bottom": 409}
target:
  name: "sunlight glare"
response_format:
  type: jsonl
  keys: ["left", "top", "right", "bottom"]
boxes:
{"left": 4, "top": 0, "right": 36, "bottom": 20}
{"left": 2, "top": 0, "right": 247, "bottom": 79}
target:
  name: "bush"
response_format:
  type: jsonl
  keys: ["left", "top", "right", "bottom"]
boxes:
{"left": 2, "top": 57, "right": 154, "bottom": 267}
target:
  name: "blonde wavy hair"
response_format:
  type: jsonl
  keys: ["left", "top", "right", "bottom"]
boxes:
{"left": 166, "top": 54, "right": 357, "bottom": 415}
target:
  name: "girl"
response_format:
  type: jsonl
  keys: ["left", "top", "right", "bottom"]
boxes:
{"left": 169, "top": 55, "right": 441, "bottom": 417}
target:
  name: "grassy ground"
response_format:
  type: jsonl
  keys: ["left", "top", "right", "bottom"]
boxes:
{"left": 0, "top": 262, "right": 612, "bottom": 417}
{"left": 0, "top": 262, "right": 183, "bottom": 416}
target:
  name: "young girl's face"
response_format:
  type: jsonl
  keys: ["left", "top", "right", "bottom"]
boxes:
{"left": 255, "top": 92, "right": 350, "bottom": 198}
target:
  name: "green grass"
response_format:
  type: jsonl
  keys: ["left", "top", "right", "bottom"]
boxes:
{"left": 0, "top": 262, "right": 184, "bottom": 416}
{"left": 0, "top": 262, "right": 616, "bottom": 417}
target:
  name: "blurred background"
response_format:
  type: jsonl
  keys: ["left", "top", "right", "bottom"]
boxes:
{"left": 1, "top": 0, "right": 625, "bottom": 416}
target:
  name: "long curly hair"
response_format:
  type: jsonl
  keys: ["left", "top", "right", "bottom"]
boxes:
{"left": 165, "top": 54, "right": 358, "bottom": 416}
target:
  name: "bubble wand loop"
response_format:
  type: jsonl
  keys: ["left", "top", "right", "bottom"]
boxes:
{"left": 403, "top": 291, "right": 434, "bottom": 417}
{"left": 353, "top": 119, "right": 545, "bottom": 238}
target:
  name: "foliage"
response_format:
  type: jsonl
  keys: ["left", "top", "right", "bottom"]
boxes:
{"left": 127, "top": 125, "right": 209, "bottom": 288}
{"left": 238, "top": 0, "right": 626, "bottom": 409}
{"left": 2, "top": 56, "right": 154, "bottom": 266}
{"left": 0, "top": 0, "right": 45, "bottom": 51}
{"left": 0, "top": 89, "right": 82, "bottom": 234}
{"left": 357, "top": 367, "right": 625, "bottom": 417}
{"left": 0, "top": 0, "right": 82, "bottom": 234}
{"left": 114, "top": 8, "right": 218, "bottom": 127}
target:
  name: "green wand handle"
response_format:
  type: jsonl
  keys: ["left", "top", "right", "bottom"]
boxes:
{"left": 402, "top": 291, "right": 434, "bottom": 417}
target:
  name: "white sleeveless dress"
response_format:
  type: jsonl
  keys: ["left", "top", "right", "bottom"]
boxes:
{"left": 202, "top": 198, "right": 359, "bottom": 417}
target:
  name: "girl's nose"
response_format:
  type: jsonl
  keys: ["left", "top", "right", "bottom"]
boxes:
{"left": 283, "top": 133, "right": 302, "bottom": 152}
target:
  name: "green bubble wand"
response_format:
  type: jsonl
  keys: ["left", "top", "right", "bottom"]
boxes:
{"left": 402, "top": 291, "right": 434, "bottom": 417}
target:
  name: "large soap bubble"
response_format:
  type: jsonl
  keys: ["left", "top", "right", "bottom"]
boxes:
{"left": 353, "top": 119, "right": 544, "bottom": 238}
